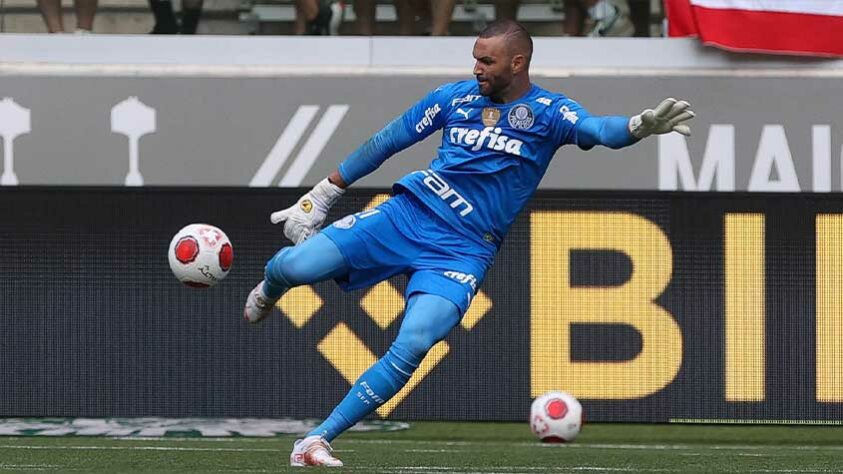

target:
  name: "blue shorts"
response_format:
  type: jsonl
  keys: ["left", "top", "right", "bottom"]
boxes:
{"left": 320, "top": 192, "right": 496, "bottom": 315}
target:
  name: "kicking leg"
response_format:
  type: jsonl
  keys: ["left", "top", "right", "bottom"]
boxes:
{"left": 291, "top": 293, "right": 460, "bottom": 466}
{"left": 243, "top": 232, "right": 348, "bottom": 323}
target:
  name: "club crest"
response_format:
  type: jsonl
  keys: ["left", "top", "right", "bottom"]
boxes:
{"left": 508, "top": 104, "right": 534, "bottom": 130}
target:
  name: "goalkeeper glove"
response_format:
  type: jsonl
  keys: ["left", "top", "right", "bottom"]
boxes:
{"left": 270, "top": 178, "right": 345, "bottom": 244}
{"left": 628, "top": 98, "right": 695, "bottom": 139}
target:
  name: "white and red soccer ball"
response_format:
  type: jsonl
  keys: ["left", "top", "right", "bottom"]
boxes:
{"left": 530, "top": 391, "right": 583, "bottom": 443}
{"left": 168, "top": 223, "right": 233, "bottom": 288}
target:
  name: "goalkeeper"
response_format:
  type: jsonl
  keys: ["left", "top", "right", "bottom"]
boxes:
{"left": 243, "top": 19, "right": 695, "bottom": 468}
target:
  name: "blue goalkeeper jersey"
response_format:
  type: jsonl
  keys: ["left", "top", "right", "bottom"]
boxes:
{"left": 392, "top": 80, "right": 591, "bottom": 246}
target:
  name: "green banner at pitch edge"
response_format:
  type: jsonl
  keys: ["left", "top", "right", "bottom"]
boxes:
{"left": 0, "top": 418, "right": 410, "bottom": 437}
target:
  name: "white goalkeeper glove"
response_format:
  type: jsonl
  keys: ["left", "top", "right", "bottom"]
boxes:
{"left": 270, "top": 178, "right": 345, "bottom": 244}
{"left": 628, "top": 98, "right": 695, "bottom": 139}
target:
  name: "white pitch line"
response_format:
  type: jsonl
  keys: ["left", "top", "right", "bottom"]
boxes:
{"left": 344, "top": 439, "right": 843, "bottom": 452}
{"left": 0, "top": 445, "right": 275, "bottom": 452}
{"left": 0, "top": 465, "right": 73, "bottom": 472}
{"left": 352, "top": 469, "right": 842, "bottom": 474}
{"left": 404, "top": 449, "right": 464, "bottom": 453}
{"left": 353, "top": 467, "right": 679, "bottom": 473}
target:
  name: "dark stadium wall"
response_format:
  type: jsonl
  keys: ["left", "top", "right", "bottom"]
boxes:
{"left": 1, "top": 187, "right": 841, "bottom": 423}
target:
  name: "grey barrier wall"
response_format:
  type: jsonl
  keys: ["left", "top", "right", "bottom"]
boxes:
{"left": 1, "top": 76, "right": 841, "bottom": 191}
{"left": 0, "top": 76, "right": 843, "bottom": 191}
{"left": 1, "top": 36, "right": 842, "bottom": 191}
{"left": 2, "top": 187, "right": 843, "bottom": 423}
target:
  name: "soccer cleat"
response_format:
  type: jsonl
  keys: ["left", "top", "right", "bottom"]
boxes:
{"left": 306, "top": 0, "right": 344, "bottom": 35}
{"left": 290, "top": 435, "right": 343, "bottom": 467}
{"left": 243, "top": 281, "right": 278, "bottom": 323}
{"left": 588, "top": 0, "right": 635, "bottom": 37}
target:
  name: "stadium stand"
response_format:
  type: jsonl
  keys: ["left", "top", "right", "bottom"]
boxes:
{"left": 0, "top": 0, "right": 662, "bottom": 35}
{"left": 0, "top": 0, "right": 250, "bottom": 34}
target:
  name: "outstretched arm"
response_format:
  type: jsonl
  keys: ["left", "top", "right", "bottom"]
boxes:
{"left": 335, "top": 115, "right": 420, "bottom": 186}
{"left": 575, "top": 115, "right": 637, "bottom": 150}
{"left": 575, "top": 98, "right": 695, "bottom": 150}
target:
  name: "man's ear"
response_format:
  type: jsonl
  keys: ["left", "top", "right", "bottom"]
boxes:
{"left": 511, "top": 54, "right": 527, "bottom": 74}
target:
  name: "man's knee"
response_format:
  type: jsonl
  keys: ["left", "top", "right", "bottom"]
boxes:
{"left": 266, "top": 244, "right": 323, "bottom": 288}
{"left": 391, "top": 325, "right": 439, "bottom": 363}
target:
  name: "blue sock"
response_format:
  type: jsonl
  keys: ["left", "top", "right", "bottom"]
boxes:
{"left": 308, "top": 347, "right": 419, "bottom": 442}
{"left": 262, "top": 247, "right": 291, "bottom": 299}
{"left": 307, "top": 294, "right": 460, "bottom": 442}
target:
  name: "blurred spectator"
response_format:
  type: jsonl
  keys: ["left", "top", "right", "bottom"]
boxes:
{"left": 587, "top": 0, "right": 634, "bottom": 36}
{"left": 36, "top": 0, "right": 97, "bottom": 33}
{"left": 495, "top": 0, "right": 634, "bottom": 37}
{"left": 149, "top": 0, "right": 205, "bottom": 34}
{"left": 349, "top": 0, "right": 455, "bottom": 36}
{"left": 400, "top": 0, "right": 457, "bottom": 36}
{"left": 294, "top": 0, "right": 342, "bottom": 35}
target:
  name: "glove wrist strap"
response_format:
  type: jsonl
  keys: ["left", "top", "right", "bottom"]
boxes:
{"left": 311, "top": 177, "right": 345, "bottom": 208}
{"left": 628, "top": 114, "right": 645, "bottom": 139}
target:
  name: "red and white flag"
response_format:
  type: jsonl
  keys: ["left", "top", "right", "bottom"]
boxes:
{"left": 665, "top": 0, "right": 843, "bottom": 57}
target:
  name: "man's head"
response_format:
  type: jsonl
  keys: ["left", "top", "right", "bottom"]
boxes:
{"left": 473, "top": 20, "right": 533, "bottom": 99}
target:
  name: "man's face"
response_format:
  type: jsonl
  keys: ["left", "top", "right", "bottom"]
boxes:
{"left": 473, "top": 36, "right": 514, "bottom": 97}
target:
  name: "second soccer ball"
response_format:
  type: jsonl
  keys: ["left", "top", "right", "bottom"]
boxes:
{"left": 168, "top": 223, "right": 233, "bottom": 288}
{"left": 529, "top": 391, "right": 583, "bottom": 443}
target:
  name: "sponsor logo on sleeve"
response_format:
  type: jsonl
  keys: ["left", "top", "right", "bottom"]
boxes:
{"left": 559, "top": 105, "right": 579, "bottom": 124}
{"left": 415, "top": 103, "right": 442, "bottom": 133}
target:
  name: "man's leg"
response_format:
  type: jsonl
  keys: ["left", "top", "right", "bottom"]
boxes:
{"left": 292, "top": 293, "right": 460, "bottom": 466}
{"left": 394, "top": 0, "right": 416, "bottom": 35}
{"left": 37, "top": 0, "right": 65, "bottom": 33}
{"left": 429, "top": 0, "right": 455, "bottom": 36}
{"left": 148, "top": 0, "right": 179, "bottom": 34}
{"left": 353, "top": 0, "right": 376, "bottom": 35}
{"left": 243, "top": 233, "right": 349, "bottom": 323}
{"left": 73, "top": 0, "right": 97, "bottom": 32}
{"left": 564, "top": 0, "right": 587, "bottom": 36}
{"left": 179, "top": 0, "right": 204, "bottom": 34}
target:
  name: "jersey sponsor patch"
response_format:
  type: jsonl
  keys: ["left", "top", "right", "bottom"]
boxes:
{"left": 415, "top": 103, "right": 442, "bottom": 133}
{"left": 559, "top": 105, "right": 580, "bottom": 124}
{"left": 444, "top": 270, "right": 478, "bottom": 290}
{"left": 448, "top": 126, "right": 524, "bottom": 157}
{"left": 416, "top": 169, "right": 475, "bottom": 217}
{"left": 508, "top": 104, "right": 534, "bottom": 130}
{"left": 451, "top": 93, "right": 482, "bottom": 106}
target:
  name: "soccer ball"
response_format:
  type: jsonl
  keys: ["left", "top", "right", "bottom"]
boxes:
{"left": 168, "top": 223, "right": 233, "bottom": 288}
{"left": 530, "top": 391, "right": 583, "bottom": 443}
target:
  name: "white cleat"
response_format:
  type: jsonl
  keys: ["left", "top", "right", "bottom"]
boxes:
{"left": 243, "top": 281, "right": 278, "bottom": 323}
{"left": 588, "top": 0, "right": 635, "bottom": 37}
{"left": 290, "top": 435, "right": 343, "bottom": 467}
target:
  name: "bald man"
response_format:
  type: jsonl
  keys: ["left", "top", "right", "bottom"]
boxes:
{"left": 243, "top": 20, "right": 695, "bottom": 467}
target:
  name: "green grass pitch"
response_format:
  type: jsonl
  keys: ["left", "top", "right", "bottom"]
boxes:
{"left": 0, "top": 422, "right": 841, "bottom": 472}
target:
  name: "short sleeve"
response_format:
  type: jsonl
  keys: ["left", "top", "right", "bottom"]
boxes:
{"left": 399, "top": 83, "right": 455, "bottom": 142}
{"left": 552, "top": 98, "right": 592, "bottom": 147}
